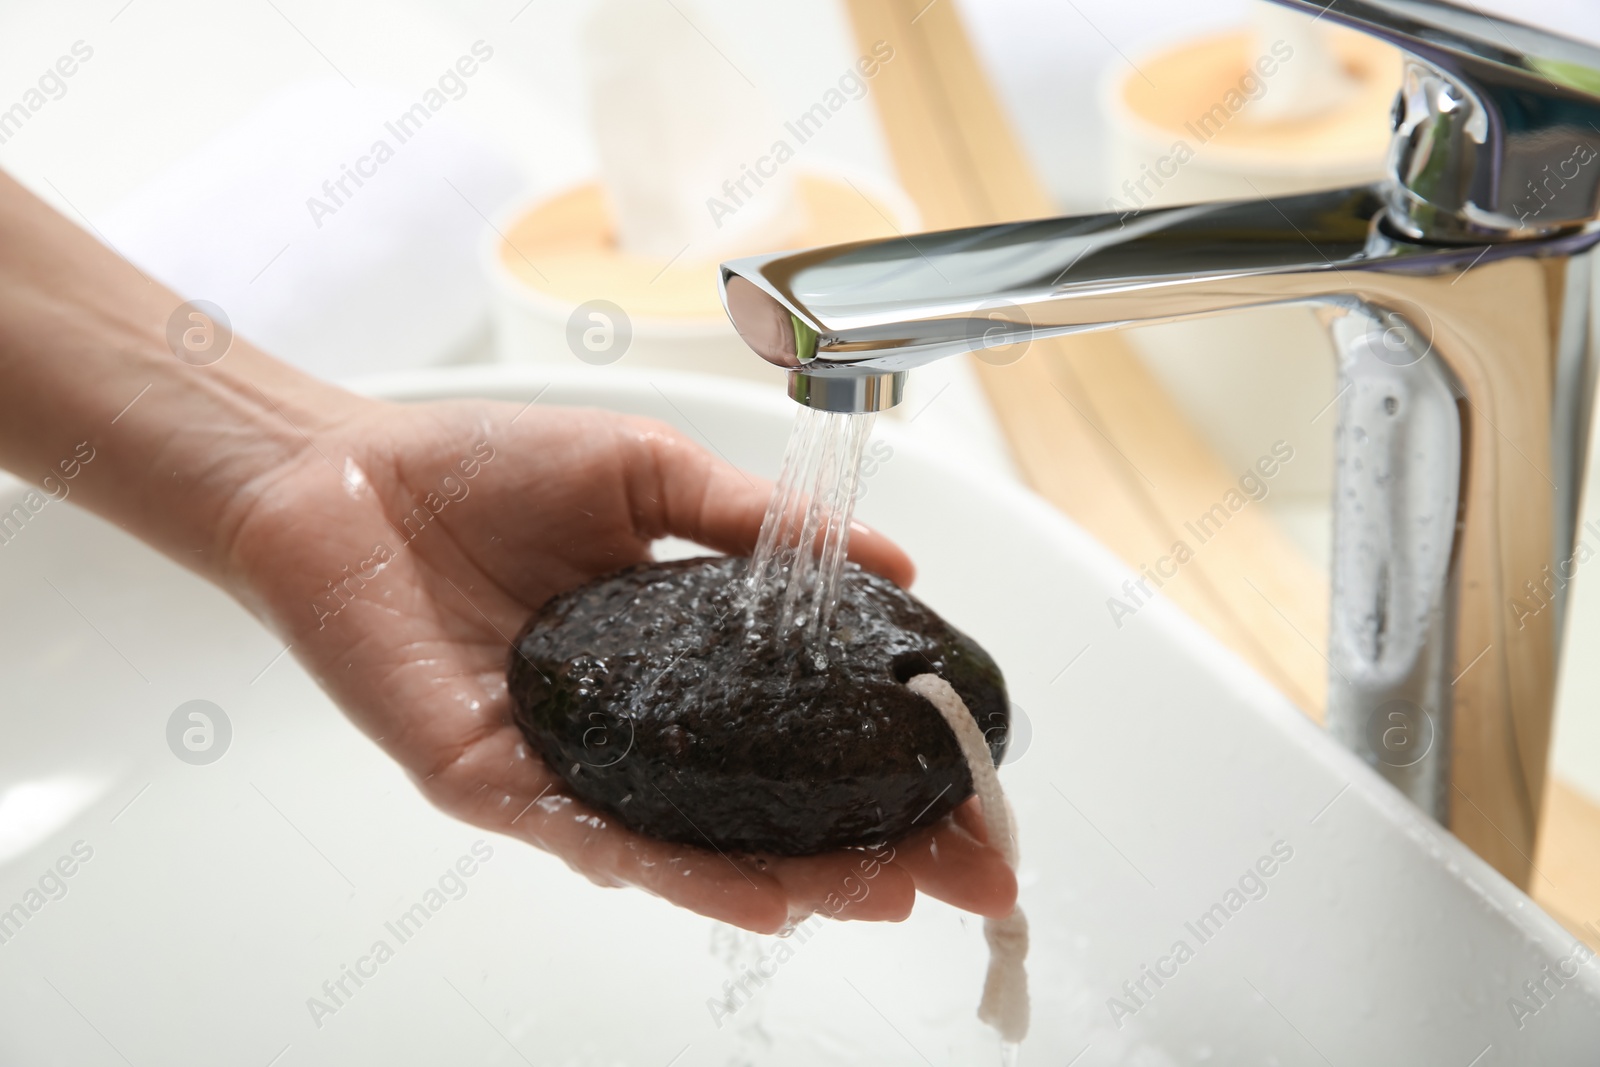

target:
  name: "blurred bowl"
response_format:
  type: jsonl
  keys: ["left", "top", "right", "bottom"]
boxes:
{"left": 485, "top": 169, "right": 918, "bottom": 384}
{"left": 1100, "top": 24, "right": 1399, "bottom": 203}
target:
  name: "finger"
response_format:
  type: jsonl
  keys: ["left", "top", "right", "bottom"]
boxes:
{"left": 894, "top": 817, "right": 1018, "bottom": 919}
{"left": 433, "top": 755, "right": 792, "bottom": 933}
{"left": 518, "top": 794, "right": 791, "bottom": 932}
{"left": 848, "top": 519, "right": 916, "bottom": 589}
{"left": 622, "top": 420, "right": 915, "bottom": 587}
{"left": 764, "top": 850, "right": 916, "bottom": 923}
{"left": 952, "top": 795, "right": 989, "bottom": 844}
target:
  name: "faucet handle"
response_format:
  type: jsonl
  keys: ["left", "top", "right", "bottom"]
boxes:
{"left": 1270, "top": 0, "right": 1600, "bottom": 241}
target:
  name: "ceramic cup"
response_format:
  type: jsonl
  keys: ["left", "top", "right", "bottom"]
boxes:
{"left": 485, "top": 168, "right": 918, "bottom": 387}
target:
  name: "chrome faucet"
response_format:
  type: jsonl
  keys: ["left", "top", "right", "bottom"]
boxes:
{"left": 718, "top": 0, "right": 1600, "bottom": 884}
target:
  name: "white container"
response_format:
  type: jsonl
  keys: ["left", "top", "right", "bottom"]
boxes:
{"left": 485, "top": 168, "right": 918, "bottom": 387}
{"left": 1098, "top": 24, "right": 1397, "bottom": 208}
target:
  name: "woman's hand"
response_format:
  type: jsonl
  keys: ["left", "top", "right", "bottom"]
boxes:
{"left": 220, "top": 396, "right": 1018, "bottom": 933}
{"left": 0, "top": 168, "right": 1015, "bottom": 933}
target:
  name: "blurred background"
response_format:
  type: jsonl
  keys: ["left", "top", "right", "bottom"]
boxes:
{"left": 3, "top": 0, "right": 1600, "bottom": 931}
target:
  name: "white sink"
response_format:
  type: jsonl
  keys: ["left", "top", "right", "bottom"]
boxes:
{"left": 0, "top": 366, "right": 1594, "bottom": 1065}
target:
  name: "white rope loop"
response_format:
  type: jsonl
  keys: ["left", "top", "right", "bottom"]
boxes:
{"left": 906, "top": 673, "right": 1030, "bottom": 1043}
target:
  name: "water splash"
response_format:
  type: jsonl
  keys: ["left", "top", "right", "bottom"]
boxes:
{"left": 745, "top": 405, "right": 876, "bottom": 664}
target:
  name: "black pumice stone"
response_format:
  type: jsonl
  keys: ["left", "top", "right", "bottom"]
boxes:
{"left": 507, "top": 556, "right": 1008, "bottom": 855}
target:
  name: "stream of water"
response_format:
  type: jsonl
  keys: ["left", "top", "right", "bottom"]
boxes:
{"left": 743, "top": 405, "right": 877, "bottom": 665}
{"left": 740, "top": 405, "right": 1032, "bottom": 1055}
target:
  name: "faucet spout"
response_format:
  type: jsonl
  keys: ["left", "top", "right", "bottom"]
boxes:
{"left": 720, "top": 186, "right": 1431, "bottom": 412}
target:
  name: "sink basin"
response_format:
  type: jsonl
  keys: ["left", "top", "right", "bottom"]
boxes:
{"left": 0, "top": 366, "right": 1594, "bottom": 1065}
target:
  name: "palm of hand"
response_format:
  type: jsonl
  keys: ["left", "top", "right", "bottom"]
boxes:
{"left": 223, "top": 398, "right": 1016, "bottom": 932}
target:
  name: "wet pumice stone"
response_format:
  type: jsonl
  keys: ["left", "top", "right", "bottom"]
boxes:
{"left": 507, "top": 556, "right": 1009, "bottom": 855}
